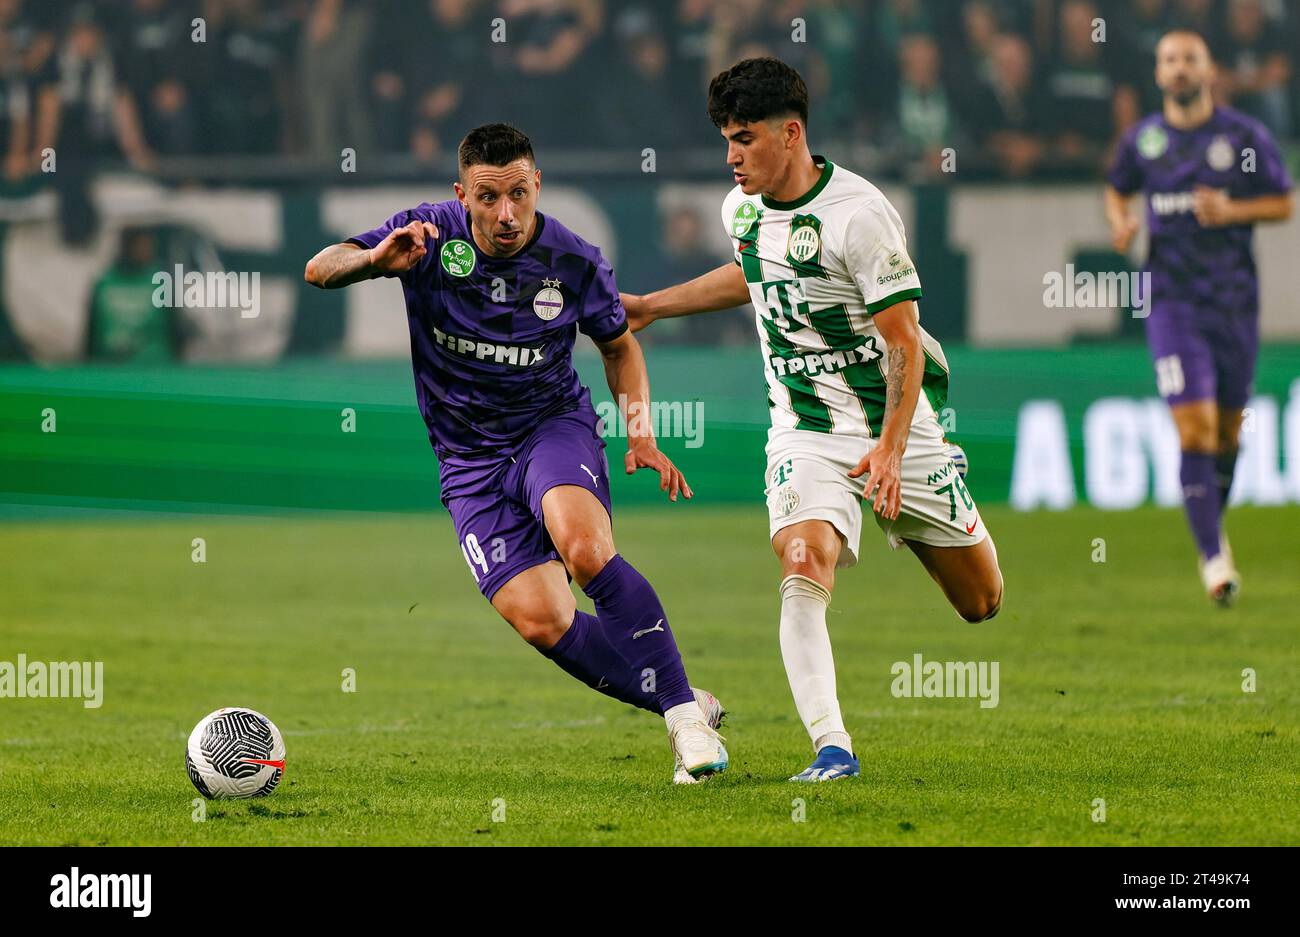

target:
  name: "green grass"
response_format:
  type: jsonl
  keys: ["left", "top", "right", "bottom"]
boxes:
{"left": 0, "top": 503, "right": 1295, "bottom": 845}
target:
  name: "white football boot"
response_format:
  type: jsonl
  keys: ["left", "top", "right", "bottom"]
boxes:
{"left": 1219, "top": 531, "right": 1239, "bottom": 589}
{"left": 1200, "top": 547, "right": 1241, "bottom": 607}
{"left": 671, "top": 688, "right": 728, "bottom": 784}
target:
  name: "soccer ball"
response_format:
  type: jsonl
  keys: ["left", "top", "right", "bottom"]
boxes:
{"left": 945, "top": 441, "right": 969, "bottom": 479}
{"left": 186, "top": 707, "right": 286, "bottom": 799}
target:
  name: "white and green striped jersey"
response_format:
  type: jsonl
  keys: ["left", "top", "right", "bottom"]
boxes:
{"left": 721, "top": 156, "right": 949, "bottom": 438}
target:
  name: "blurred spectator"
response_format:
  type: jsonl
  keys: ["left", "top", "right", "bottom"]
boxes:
{"left": 366, "top": 0, "right": 475, "bottom": 159}
{"left": 597, "top": 7, "right": 688, "bottom": 150}
{"left": 704, "top": 0, "right": 776, "bottom": 85}
{"left": 0, "top": 1, "right": 30, "bottom": 180}
{"left": 299, "top": 0, "right": 375, "bottom": 160}
{"left": 951, "top": 0, "right": 1001, "bottom": 87}
{"left": 1042, "top": 0, "right": 1137, "bottom": 171}
{"left": 889, "top": 33, "right": 959, "bottom": 180}
{"left": 800, "top": 0, "right": 866, "bottom": 139}
{"left": 197, "top": 0, "right": 294, "bottom": 156}
{"left": 496, "top": 0, "right": 602, "bottom": 146}
{"left": 668, "top": 0, "right": 712, "bottom": 102}
{"left": 35, "top": 4, "right": 154, "bottom": 245}
{"left": 111, "top": 0, "right": 198, "bottom": 155}
{"left": 0, "top": 0, "right": 1292, "bottom": 182}
{"left": 405, "top": 0, "right": 489, "bottom": 163}
{"left": 651, "top": 206, "right": 749, "bottom": 346}
{"left": 1216, "top": 0, "right": 1291, "bottom": 138}
{"left": 968, "top": 33, "right": 1051, "bottom": 178}
{"left": 1109, "top": 0, "right": 1171, "bottom": 114}
{"left": 0, "top": 0, "right": 53, "bottom": 181}
{"left": 875, "top": 0, "right": 935, "bottom": 50}
{"left": 1168, "top": 0, "right": 1220, "bottom": 34}
{"left": 84, "top": 227, "right": 179, "bottom": 362}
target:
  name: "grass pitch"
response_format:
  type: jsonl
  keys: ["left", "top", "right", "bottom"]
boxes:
{"left": 0, "top": 503, "right": 1295, "bottom": 845}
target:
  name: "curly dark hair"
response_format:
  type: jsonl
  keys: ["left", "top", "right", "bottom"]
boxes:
{"left": 707, "top": 57, "right": 810, "bottom": 128}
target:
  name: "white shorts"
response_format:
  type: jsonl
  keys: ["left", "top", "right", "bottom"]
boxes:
{"left": 764, "top": 422, "right": 988, "bottom": 567}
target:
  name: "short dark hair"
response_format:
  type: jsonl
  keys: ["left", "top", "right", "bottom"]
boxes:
{"left": 1158, "top": 28, "right": 1213, "bottom": 58}
{"left": 707, "top": 57, "right": 809, "bottom": 129}
{"left": 457, "top": 123, "right": 535, "bottom": 172}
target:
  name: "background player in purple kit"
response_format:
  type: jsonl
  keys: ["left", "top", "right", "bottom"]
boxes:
{"left": 303, "top": 124, "right": 727, "bottom": 782}
{"left": 1105, "top": 31, "right": 1292, "bottom": 606}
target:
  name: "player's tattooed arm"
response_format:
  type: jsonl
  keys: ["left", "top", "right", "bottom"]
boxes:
{"left": 620, "top": 262, "right": 749, "bottom": 331}
{"left": 304, "top": 221, "right": 439, "bottom": 288}
{"left": 848, "top": 300, "right": 923, "bottom": 520}
{"left": 874, "top": 304, "right": 924, "bottom": 450}
{"left": 595, "top": 330, "right": 693, "bottom": 502}
{"left": 303, "top": 244, "right": 375, "bottom": 289}
{"left": 885, "top": 345, "right": 908, "bottom": 421}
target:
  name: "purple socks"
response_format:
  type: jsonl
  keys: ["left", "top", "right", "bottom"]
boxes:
{"left": 541, "top": 610, "right": 658, "bottom": 713}
{"left": 539, "top": 555, "right": 695, "bottom": 713}
{"left": 1181, "top": 450, "right": 1222, "bottom": 560}
{"left": 580, "top": 554, "right": 695, "bottom": 711}
{"left": 1215, "top": 448, "right": 1239, "bottom": 510}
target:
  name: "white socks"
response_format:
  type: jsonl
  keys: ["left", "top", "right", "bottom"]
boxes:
{"left": 664, "top": 701, "right": 707, "bottom": 736}
{"left": 779, "top": 575, "right": 851, "bottom": 755}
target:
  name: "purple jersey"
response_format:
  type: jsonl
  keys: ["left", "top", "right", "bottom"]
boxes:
{"left": 1107, "top": 106, "right": 1292, "bottom": 314}
{"left": 347, "top": 200, "right": 627, "bottom": 491}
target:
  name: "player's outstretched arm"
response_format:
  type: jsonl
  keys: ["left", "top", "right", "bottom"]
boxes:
{"left": 620, "top": 262, "right": 749, "bottom": 332}
{"left": 595, "top": 330, "right": 693, "bottom": 502}
{"left": 304, "top": 221, "right": 439, "bottom": 289}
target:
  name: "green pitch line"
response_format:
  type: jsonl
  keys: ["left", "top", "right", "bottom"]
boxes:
{"left": 0, "top": 504, "right": 1295, "bottom": 845}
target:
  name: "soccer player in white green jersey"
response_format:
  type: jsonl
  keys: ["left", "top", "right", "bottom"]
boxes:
{"left": 622, "top": 57, "right": 1005, "bottom": 782}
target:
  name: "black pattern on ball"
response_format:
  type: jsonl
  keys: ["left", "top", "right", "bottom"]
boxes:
{"left": 185, "top": 752, "right": 213, "bottom": 798}
{"left": 201, "top": 710, "right": 277, "bottom": 778}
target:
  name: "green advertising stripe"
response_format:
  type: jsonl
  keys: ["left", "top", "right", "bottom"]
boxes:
{"left": 0, "top": 362, "right": 773, "bottom": 513}
{"left": 2, "top": 346, "right": 1299, "bottom": 514}
{"left": 0, "top": 393, "right": 427, "bottom": 476}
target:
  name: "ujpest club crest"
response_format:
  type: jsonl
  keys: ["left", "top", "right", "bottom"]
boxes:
{"left": 534, "top": 278, "right": 564, "bottom": 320}
{"left": 1206, "top": 135, "right": 1235, "bottom": 172}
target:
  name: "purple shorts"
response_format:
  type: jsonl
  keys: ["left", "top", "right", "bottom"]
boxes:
{"left": 1144, "top": 302, "right": 1258, "bottom": 409}
{"left": 440, "top": 409, "right": 613, "bottom": 601}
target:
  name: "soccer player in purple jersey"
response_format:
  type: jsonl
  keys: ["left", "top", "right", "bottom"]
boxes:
{"left": 304, "top": 124, "right": 727, "bottom": 782}
{"left": 1105, "top": 31, "right": 1292, "bottom": 606}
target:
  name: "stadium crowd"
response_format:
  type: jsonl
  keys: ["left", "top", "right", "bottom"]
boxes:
{"left": 1, "top": 0, "right": 1297, "bottom": 183}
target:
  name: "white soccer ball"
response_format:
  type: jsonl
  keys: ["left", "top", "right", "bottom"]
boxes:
{"left": 946, "top": 441, "right": 969, "bottom": 479}
{"left": 186, "top": 707, "right": 286, "bottom": 799}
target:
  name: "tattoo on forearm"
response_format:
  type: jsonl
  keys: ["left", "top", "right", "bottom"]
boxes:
{"left": 884, "top": 345, "right": 906, "bottom": 424}
{"left": 309, "top": 244, "right": 373, "bottom": 288}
